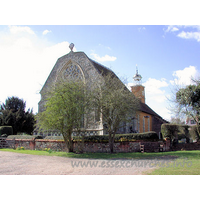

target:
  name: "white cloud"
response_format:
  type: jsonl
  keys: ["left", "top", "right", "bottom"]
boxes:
{"left": 165, "top": 25, "right": 200, "bottom": 42}
{"left": 143, "top": 78, "right": 170, "bottom": 120}
{"left": 43, "top": 30, "right": 52, "bottom": 35}
{"left": 144, "top": 78, "right": 168, "bottom": 96}
{"left": 165, "top": 25, "right": 179, "bottom": 32}
{"left": 138, "top": 27, "right": 146, "bottom": 31}
{"left": 171, "top": 27, "right": 179, "bottom": 32}
{"left": 91, "top": 53, "right": 117, "bottom": 62}
{"left": 0, "top": 26, "right": 73, "bottom": 113}
{"left": 170, "top": 66, "right": 198, "bottom": 86}
{"left": 126, "top": 78, "right": 168, "bottom": 103}
{"left": 98, "top": 43, "right": 111, "bottom": 50}
{"left": 141, "top": 78, "right": 169, "bottom": 106}
{"left": 177, "top": 31, "right": 200, "bottom": 42}
{"left": 9, "top": 25, "right": 35, "bottom": 35}
{"left": 166, "top": 26, "right": 179, "bottom": 32}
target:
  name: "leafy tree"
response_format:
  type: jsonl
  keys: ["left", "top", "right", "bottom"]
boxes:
{"left": 90, "top": 73, "right": 139, "bottom": 153}
{"left": 0, "top": 97, "right": 36, "bottom": 134}
{"left": 176, "top": 83, "right": 200, "bottom": 139}
{"left": 37, "top": 80, "right": 89, "bottom": 152}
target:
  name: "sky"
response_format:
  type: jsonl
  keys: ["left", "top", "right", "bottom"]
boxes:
{"left": 1, "top": 25, "right": 200, "bottom": 121}
{"left": 1, "top": 0, "right": 200, "bottom": 195}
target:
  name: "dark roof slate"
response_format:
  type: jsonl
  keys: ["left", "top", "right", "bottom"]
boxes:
{"left": 140, "top": 101, "right": 168, "bottom": 123}
{"left": 89, "top": 58, "right": 117, "bottom": 77}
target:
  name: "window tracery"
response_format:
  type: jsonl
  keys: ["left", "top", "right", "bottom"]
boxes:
{"left": 61, "top": 63, "right": 84, "bottom": 81}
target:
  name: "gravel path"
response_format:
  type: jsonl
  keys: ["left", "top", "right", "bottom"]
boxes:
{"left": 0, "top": 151, "right": 173, "bottom": 175}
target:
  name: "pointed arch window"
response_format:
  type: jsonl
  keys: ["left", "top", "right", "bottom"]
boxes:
{"left": 62, "top": 64, "right": 84, "bottom": 81}
{"left": 57, "top": 61, "right": 85, "bottom": 83}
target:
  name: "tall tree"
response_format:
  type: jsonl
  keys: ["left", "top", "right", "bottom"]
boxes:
{"left": 0, "top": 97, "right": 35, "bottom": 134}
{"left": 90, "top": 73, "right": 139, "bottom": 153}
{"left": 176, "top": 83, "right": 200, "bottom": 139}
{"left": 37, "top": 80, "right": 89, "bottom": 152}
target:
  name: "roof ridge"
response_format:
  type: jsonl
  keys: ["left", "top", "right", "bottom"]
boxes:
{"left": 140, "top": 102, "right": 168, "bottom": 122}
{"left": 89, "top": 58, "right": 114, "bottom": 73}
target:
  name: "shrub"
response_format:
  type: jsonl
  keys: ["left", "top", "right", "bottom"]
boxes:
{"left": 0, "top": 126, "right": 13, "bottom": 137}
{"left": 161, "top": 124, "right": 190, "bottom": 143}
{"left": 44, "top": 136, "right": 64, "bottom": 140}
{"left": 189, "top": 125, "right": 200, "bottom": 141}
{"left": 161, "top": 124, "right": 179, "bottom": 139}
{"left": 7, "top": 135, "right": 42, "bottom": 140}
{"left": 73, "top": 131, "right": 159, "bottom": 143}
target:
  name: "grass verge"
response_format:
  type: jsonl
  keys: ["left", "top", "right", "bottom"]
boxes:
{"left": 145, "top": 150, "right": 200, "bottom": 175}
{"left": 0, "top": 148, "right": 169, "bottom": 159}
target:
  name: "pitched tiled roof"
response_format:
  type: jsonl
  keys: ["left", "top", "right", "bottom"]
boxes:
{"left": 140, "top": 101, "right": 168, "bottom": 122}
{"left": 89, "top": 58, "right": 117, "bottom": 77}
{"left": 89, "top": 58, "right": 130, "bottom": 91}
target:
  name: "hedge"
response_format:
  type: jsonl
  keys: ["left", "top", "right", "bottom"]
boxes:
{"left": 189, "top": 125, "right": 200, "bottom": 141}
{"left": 7, "top": 135, "right": 43, "bottom": 140}
{"left": 73, "top": 131, "right": 159, "bottom": 143}
{"left": 42, "top": 132, "right": 159, "bottom": 143}
{"left": 161, "top": 124, "right": 190, "bottom": 142}
{"left": 0, "top": 126, "right": 13, "bottom": 137}
{"left": 44, "top": 136, "right": 64, "bottom": 140}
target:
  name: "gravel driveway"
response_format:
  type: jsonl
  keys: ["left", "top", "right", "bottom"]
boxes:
{"left": 0, "top": 151, "right": 173, "bottom": 175}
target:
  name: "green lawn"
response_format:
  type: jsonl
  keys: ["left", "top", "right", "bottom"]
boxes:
{"left": 1, "top": 148, "right": 200, "bottom": 174}
{"left": 0, "top": 148, "right": 169, "bottom": 159}
{"left": 145, "top": 150, "right": 200, "bottom": 175}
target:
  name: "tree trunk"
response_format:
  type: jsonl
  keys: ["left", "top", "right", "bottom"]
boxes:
{"left": 63, "top": 131, "right": 73, "bottom": 152}
{"left": 109, "top": 132, "right": 115, "bottom": 153}
{"left": 67, "top": 131, "right": 73, "bottom": 152}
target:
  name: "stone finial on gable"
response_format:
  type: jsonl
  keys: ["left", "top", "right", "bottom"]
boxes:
{"left": 69, "top": 43, "right": 74, "bottom": 52}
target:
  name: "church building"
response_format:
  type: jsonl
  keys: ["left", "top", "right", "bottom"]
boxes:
{"left": 37, "top": 43, "right": 167, "bottom": 137}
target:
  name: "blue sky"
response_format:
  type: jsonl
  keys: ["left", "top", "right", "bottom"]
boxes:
{"left": 0, "top": 25, "right": 200, "bottom": 120}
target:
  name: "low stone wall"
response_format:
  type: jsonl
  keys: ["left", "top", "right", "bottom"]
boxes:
{"left": 35, "top": 139, "right": 68, "bottom": 152}
{"left": 6, "top": 139, "right": 68, "bottom": 152}
{"left": 6, "top": 138, "right": 170, "bottom": 153}
{"left": 73, "top": 141, "right": 141, "bottom": 153}
{"left": 13, "top": 139, "right": 35, "bottom": 150}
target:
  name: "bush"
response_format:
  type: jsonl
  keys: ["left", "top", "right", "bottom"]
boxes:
{"left": 189, "top": 126, "right": 200, "bottom": 141}
{"left": 161, "top": 124, "right": 190, "bottom": 143}
{"left": 0, "top": 126, "right": 13, "bottom": 137}
{"left": 44, "top": 136, "right": 64, "bottom": 140}
{"left": 72, "top": 131, "right": 159, "bottom": 143}
{"left": 161, "top": 124, "right": 179, "bottom": 139}
{"left": 35, "top": 132, "right": 159, "bottom": 143}
{"left": 7, "top": 135, "right": 43, "bottom": 140}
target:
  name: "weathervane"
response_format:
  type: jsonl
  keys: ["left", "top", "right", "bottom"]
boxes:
{"left": 69, "top": 43, "right": 74, "bottom": 52}
{"left": 136, "top": 64, "right": 138, "bottom": 75}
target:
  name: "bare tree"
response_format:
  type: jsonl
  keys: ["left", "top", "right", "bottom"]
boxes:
{"left": 89, "top": 73, "right": 139, "bottom": 153}
{"left": 176, "top": 83, "right": 200, "bottom": 139}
